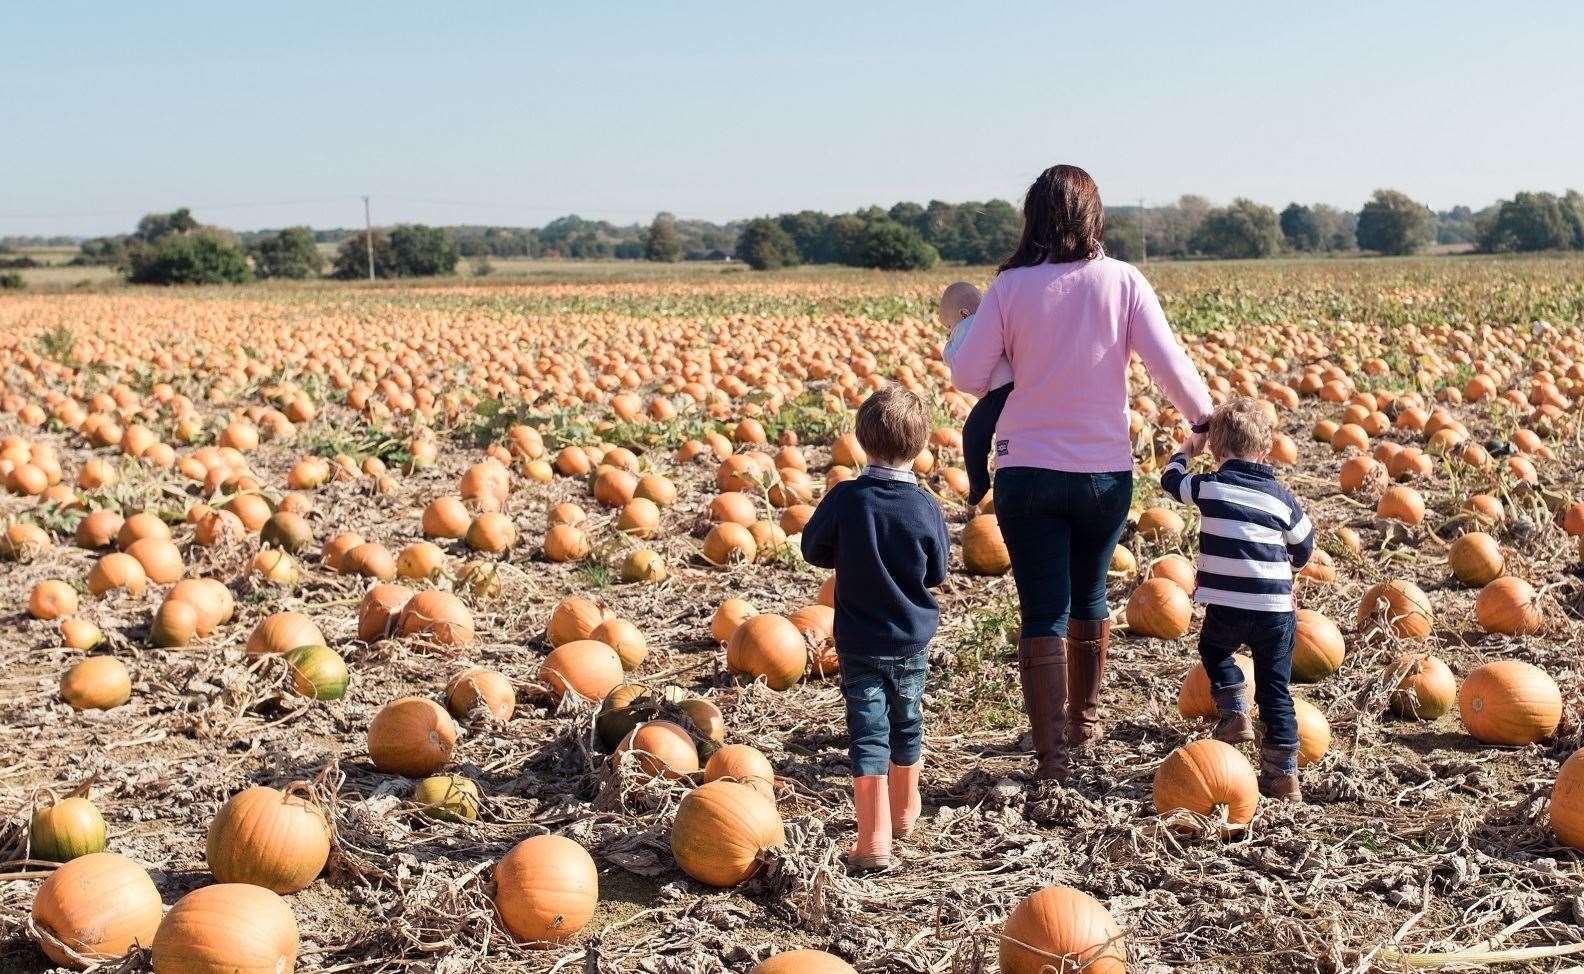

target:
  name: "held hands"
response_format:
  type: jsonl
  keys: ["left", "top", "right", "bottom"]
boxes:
{"left": 1180, "top": 431, "right": 1208, "bottom": 457}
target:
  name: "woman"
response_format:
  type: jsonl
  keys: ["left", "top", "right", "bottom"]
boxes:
{"left": 949, "top": 165, "right": 1213, "bottom": 782}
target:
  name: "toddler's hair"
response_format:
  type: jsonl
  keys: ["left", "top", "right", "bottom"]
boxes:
{"left": 938, "top": 281, "right": 981, "bottom": 327}
{"left": 855, "top": 384, "right": 931, "bottom": 467}
{"left": 1208, "top": 396, "right": 1275, "bottom": 460}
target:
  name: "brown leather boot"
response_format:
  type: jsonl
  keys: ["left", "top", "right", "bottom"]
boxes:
{"left": 1211, "top": 683, "right": 1255, "bottom": 745}
{"left": 1065, "top": 618, "right": 1110, "bottom": 746}
{"left": 1017, "top": 637, "right": 1069, "bottom": 782}
{"left": 1258, "top": 747, "right": 1302, "bottom": 802}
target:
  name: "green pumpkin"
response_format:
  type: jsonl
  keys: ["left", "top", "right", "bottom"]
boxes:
{"left": 31, "top": 797, "right": 106, "bottom": 862}
{"left": 413, "top": 774, "right": 481, "bottom": 822}
{"left": 285, "top": 645, "right": 349, "bottom": 700}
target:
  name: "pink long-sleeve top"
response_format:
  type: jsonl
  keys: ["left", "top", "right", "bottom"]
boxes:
{"left": 948, "top": 256, "right": 1213, "bottom": 474}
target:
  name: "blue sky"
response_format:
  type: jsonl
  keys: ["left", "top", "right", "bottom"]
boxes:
{"left": 4, "top": 1, "right": 1582, "bottom": 236}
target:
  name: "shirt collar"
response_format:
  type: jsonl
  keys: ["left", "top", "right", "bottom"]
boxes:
{"left": 1218, "top": 458, "right": 1274, "bottom": 478}
{"left": 861, "top": 463, "right": 918, "bottom": 484}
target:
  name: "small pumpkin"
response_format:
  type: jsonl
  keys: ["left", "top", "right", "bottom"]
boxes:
{"left": 595, "top": 684, "right": 659, "bottom": 752}
{"left": 31, "top": 852, "right": 162, "bottom": 969}
{"left": 1475, "top": 576, "right": 1542, "bottom": 636}
{"left": 726, "top": 614, "right": 806, "bottom": 690}
{"left": 1449, "top": 532, "right": 1504, "bottom": 587}
{"left": 670, "top": 780, "right": 786, "bottom": 887}
{"left": 368, "top": 697, "right": 459, "bottom": 777}
{"left": 284, "top": 645, "right": 348, "bottom": 700}
{"left": 1290, "top": 609, "right": 1344, "bottom": 682}
{"left": 1382, "top": 653, "right": 1457, "bottom": 719}
{"left": 152, "top": 883, "right": 298, "bottom": 974}
{"left": 999, "top": 883, "right": 1127, "bottom": 974}
{"left": 704, "top": 744, "right": 776, "bottom": 800}
{"left": 710, "top": 598, "right": 758, "bottom": 643}
{"left": 493, "top": 834, "right": 599, "bottom": 945}
{"left": 591, "top": 617, "right": 648, "bottom": 671}
{"left": 1126, "top": 578, "right": 1192, "bottom": 639}
{"left": 397, "top": 590, "right": 475, "bottom": 647}
{"left": 1177, "top": 655, "right": 1254, "bottom": 719}
{"left": 540, "top": 640, "right": 625, "bottom": 704}
{"left": 616, "top": 720, "right": 701, "bottom": 780}
{"left": 60, "top": 656, "right": 131, "bottom": 711}
{"left": 247, "top": 611, "right": 324, "bottom": 656}
{"left": 1146, "top": 554, "right": 1195, "bottom": 593}
{"left": 446, "top": 667, "right": 515, "bottom": 722}
{"left": 1356, "top": 580, "right": 1433, "bottom": 640}
{"left": 752, "top": 951, "right": 856, "bottom": 974}
{"left": 206, "top": 784, "right": 331, "bottom": 894}
{"left": 1152, "top": 738, "right": 1259, "bottom": 826}
{"left": 960, "top": 514, "right": 1011, "bottom": 575}
{"left": 1550, "top": 748, "right": 1584, "bottom": 851}
{"left": 356, "top": 584, "right": 413, "bottom": 642}
{"left": 413, "top": 774, "right": 481, "bottom": 822}
{"left": 547, "top": 596, "right": 612, "bottom": 647}
{"left": 31, "top": 795, "right": 106, "bottom": 862}
{"left": 1292, "top": 697, "right": 1331, "bottom": 768}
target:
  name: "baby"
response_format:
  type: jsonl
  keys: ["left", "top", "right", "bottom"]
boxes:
{"left": 940, "top": 282, "right": 1013, "bottom": 505}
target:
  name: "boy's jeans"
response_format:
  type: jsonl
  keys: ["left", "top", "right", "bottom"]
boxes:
{"left": 1197, "top": 605, "right": 1299, "bottom": 759}
{"left": 839, "top": 651, "right": 927, "bottom": 777}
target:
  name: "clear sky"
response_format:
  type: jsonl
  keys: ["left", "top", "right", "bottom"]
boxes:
{"left": 5, "top": 1, "right": 1583, "bottom": 237}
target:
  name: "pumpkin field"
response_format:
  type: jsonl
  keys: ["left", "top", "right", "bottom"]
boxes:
{"left": 8, "top": 254, "right": 1584, "bottom": 973}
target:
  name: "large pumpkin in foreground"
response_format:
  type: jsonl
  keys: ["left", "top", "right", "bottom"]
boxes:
{"left": 752, "top": 950, "right": 856, "bottom": 973}
{"left": 152, "top": 883, "right": 298, "bottom": 974}
{"left": 671, "top": 780, "right": 785, "bottom": 887}
{"left": 1152, "top": 739, "right": 1258, "bottom": 826}
{"left": 493, "top": 834, "right": 599, "bottom": 946}
{"left": 999, "top": 883, "right": 1127, "bottom": 974}
{"left": 1457, "top": 660, "right": 1561, "bottom": 746}
{"left": 31, "top": 852, "right": 162, "bottom": 969}
{"left": 368, "top": 697, "right": 459, "bottom": 776}
{"left": 206, "top": 785, "right": 331, "bottom": 894}
{"left": 1551, "top": 748, "right": 1584, "bottom": 851}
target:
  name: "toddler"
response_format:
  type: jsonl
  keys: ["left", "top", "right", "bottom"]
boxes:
{"left": 940, "top": 282, "right": 1013, "bottom": 506}
{"left": 801, "top": 384, "right": 950, "bottom": 870}
{"left": 1159, "top": 397, "right": 1314, "bottom": 800}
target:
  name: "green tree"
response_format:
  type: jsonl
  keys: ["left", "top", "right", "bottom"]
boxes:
{"left": 134, "top": 207, "right": 200, "bottom": 243}
{"left": 249, "top": 226, "right": 325, "bottom": 279}
{"left": 1145, "top": 195, "right": 1212, "bottom": 257}
{"left": 858, "top": 221, "right": 938, "bottom": 270}
{"left": 1190, "top": 199, "right": 1282, "bottom": 258}
{"left": 888, "top": 201, "right": 925, "bottom": 228}
{"left": 1478, "top": 192, "right": 1571, "bottom": 252}
{"left": 778, "top": 211, "right": 833, "bottom": 263}
{"left": 1103, "top": 213, "right": 1142, "bottom": 261}
{"left": 126, "top": 229, "right": 251, "bottom": 284}
{"left": 331, "top": 231, "right": 397, "bottom": 279}
{"left": 824, "top": 214, "right": 869, "bottom": 265}
{"left": 1355, "top": 190, "right": 1434, "bottom": 255}
{"left": 970, "top": 199, "right": 1022, "bottom": 264}
{"left": 389, "top": 224, "right": 458, "bottom": 276}
{"left": 1562, "top": 191, "right": 1584, "bottom": 249}
{"left": 736, "top": 218, "right": 800, "bottom": 270}
{"left": 0, "top": 271, "right": 23, "bottom": 290}
{"left": 1279, "top": 204, "right": 1322, "bottom": 251}
{"left": 1312, "top": 205, "right": 1357, "bottom": 251}
{"left": 643, "top": 213, "right": 683, "bottom": 262}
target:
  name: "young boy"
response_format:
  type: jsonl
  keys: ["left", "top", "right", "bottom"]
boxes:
{"left": 1159, "top": 396, "right": 1314, "bottom": 800}
{"left": 939, "top": 282, "right": 1013, "bottom": 506}
{"left": 801, "top": 384, "right": 950, "bottom": 871}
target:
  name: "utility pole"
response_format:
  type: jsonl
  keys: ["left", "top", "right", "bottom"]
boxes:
{"left": 362, "top": 195, "right": 375, "bottom": 282}
{"left": 1139, "top": 198, "right": 1147, "bottom": 264}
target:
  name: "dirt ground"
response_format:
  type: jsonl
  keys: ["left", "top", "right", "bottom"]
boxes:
{"left": 4, "top": 263, "right": 1584, "bottom": 973}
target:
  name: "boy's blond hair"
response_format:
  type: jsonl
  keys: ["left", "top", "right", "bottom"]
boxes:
{"left": 1208, "top": 396, "right": 1275, "bottom": 460}
{"left": 938, "top": 281, "right": 981, "bottom": 327}
{"left": 855, "top": 384, "right": 930, "bottom": 467}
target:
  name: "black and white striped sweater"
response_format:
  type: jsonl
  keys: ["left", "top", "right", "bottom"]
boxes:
{"left": 1159, "top": 453, "right": 1314, "bottom": 612}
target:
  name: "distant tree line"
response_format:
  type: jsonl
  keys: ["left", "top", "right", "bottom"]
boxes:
{"left": 45, "top": 185, "right": 1584, "bottom": 286}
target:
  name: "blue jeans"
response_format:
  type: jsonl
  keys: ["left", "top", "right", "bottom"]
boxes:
{"left": 1198, "top": 605, "right": 1298, "bottom": 755}
{"left": 993, "top": 467, "right": 1133, "bottom": 638}
{"left": 839, "top": 652, "right": 927, "bottom": 777}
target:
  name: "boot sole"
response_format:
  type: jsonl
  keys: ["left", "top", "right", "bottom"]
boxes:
{"left": 847, "top": 855, "right": 892, "bottom": 873}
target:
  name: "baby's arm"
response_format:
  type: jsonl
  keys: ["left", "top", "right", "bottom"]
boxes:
{"left": 941, "top": 313, "right": 974, "bottom": 367}
{"left": 1159, "top": 451, "right": 1198, "bottom": 507}
{"left": 1283, "top": 495, "right": 1315, "bottom": 569}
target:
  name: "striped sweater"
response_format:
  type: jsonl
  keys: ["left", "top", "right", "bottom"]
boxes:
{"left": 1159, "top": 454, "right": 1314, "bottom": 612}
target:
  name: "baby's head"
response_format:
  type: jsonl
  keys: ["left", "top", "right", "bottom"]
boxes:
{"left": 1208, "top": 396, "right": 1274, "bottom": 464}
{"left": 855, "top": 383, "right": 930, "bottom": 468}
{"left": 938, "top": 281, "right": 981, "bottom": 328}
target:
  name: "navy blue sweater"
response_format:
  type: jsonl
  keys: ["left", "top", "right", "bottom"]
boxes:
{"left": 800, "top": 473, "right": 950, "bottom": 656}
{"left": 1159, "top": 454, "right": 1314, "bottom": 612}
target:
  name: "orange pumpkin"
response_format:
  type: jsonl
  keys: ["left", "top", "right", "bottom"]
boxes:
{"left": 1291, "top": 609, "right": 1344, "bottom": 682}
{"left": 357, "top": 584, "right": 413, "bottom": 641}
{"left": 616, "top": 720, "right": 701, "bottom": 780}
{"left": 703, "top": 744, "right": 776, "bottom": 800}
{"left": 960, "top": 514, "right": 1011, "bottom": 575}
{"left": 247, "top": 611, "right": 324, "bottom": 656}
{"left": 31, "top": 852, "right": 162, "bottom": 969}
{"left": 1177, "top": 655, "right": 1254, "bottom": 719}
{"left": 1383, "top": 653, "right": 1457, "bottom": 719}
{"left": 710, "top": 598, "right": 758, "bottom": 643}
{"left": 726, "top": 614, "right": 806, "bottom": 690}
{"left": 1475, "top": 576, "right": 1542, "bottom": 636}
{"left": 1458, "top": 660, "right": 1561, "bottom": 745}
{"left": 540, "top": 640, "right": 625, "bottom": 703}
{"left": 548, "top": 596, "right": 612, "bottom": 647}
{"left": 1152, "top": 738, "right": 1259, "bottom": 826}
{"left": 702, "top": 522, "right": 758, "bottom": 567}
{"left": 207, "top": 784, "right": 331, "bottom": 894}
{"left": 1000, "top": 883, "right": 1127, "bottom": 974}
{"left": 446, "top": 667, "right": 516, "bottom": 722}
{"left": 1146, "top": 554, "right": 1196, "bottom": 593}
{"left": 1125, "top": 578, "right": 1192, "bottom": 639}
{"left": 29, "top": 579, "right": 78, "bottom": 621}
{"left": 151, "top": 883, "right": 298, "bottom": 974}
{"left": 1356, "top": 580, "right": 1433, "bottom": 640}
{"left": 1550, "top": 748, "right": 1584, "bottom": 851}
{"left": 60, "top": 656, "right": 131, "bottom": 711}
{"left": 591, "top": 617, "right": 647, "bottom": 671}
{"left": 397, "top": 590, "right": 475, "bottom": 647}
{"left": 494, "top": 834, "right": 599, "bottom": 945}
{"left": 670, "top": 780, "right": 785, "bottom": 887}
{"left": 368, "top": 697, "right": 458, "bottom": 776}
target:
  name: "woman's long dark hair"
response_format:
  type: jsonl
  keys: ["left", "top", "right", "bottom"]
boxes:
{"left": 998, "top": 164, "right": 1106, "bottom": 272}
